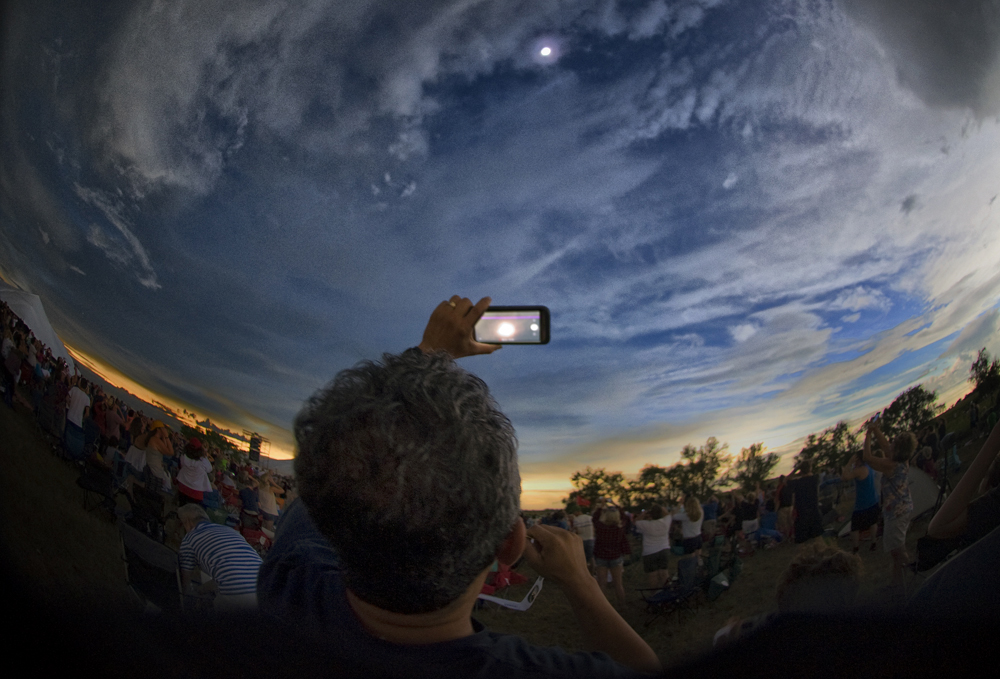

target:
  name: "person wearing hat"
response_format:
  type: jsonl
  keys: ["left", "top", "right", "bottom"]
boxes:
{"left": 177, "top": 436, "right": 215, "bottom": 507}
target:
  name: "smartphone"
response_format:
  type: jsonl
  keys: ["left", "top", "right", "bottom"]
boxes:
{"left": 474, "top": 306, "right": 550, "bottom": 344}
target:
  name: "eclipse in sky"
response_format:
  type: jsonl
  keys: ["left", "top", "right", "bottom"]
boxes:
{"left": 531, "top": 36, "right": 561, "bottom": 64}
{"left": 2, "top": 0, "right": 1000, "bottom": 510}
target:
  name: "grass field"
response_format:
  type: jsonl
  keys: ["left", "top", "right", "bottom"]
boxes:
{"left": 0, "top": 399, "right": 990, "bottom": 668}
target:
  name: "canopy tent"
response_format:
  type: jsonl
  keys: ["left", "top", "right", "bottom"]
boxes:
{"left": 0, "top": 282, "right": 76, "bottom": 373}
{"left": 837, "top": 466, "right": 940, "bottom": 537}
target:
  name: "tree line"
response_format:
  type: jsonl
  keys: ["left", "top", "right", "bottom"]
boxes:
{"left": 562, "top": 346, "right": 999, "bottom": 513}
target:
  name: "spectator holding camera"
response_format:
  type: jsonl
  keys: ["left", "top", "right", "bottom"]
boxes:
{"left": 257, "top": 295, "right": 660, "bottom": 677}
{"left": 863, "top": 422, "right": 917, "bottom": 587}
{"left": 634, "top": 505, "right": 672, "bottom": 588}
{"left": 841, "top": 449, "right": 879, "bottom": 554}
{"left": 593, "top": 504, "right": 631, "bottom": 608}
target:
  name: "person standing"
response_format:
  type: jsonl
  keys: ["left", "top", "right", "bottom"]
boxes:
{"left": 841, "top": 450, "right": 879, "bottom": 553}
{"left": 177, "top": 438, "right": 215, "bottom": 506}
{"left": 788, "top": 461, "right": 824, "bottom": 544}
{"left": 672, "top": 496, "right": 705, "bottom": 556}
{"left": 863, "top": 423, "right": 917, "bottom": 588}
{"left": 571, "top": 508, "right": 595, "bottom": 574}
{"left": 701, "top": 495, "right": 719, "bottom": 543}
{"left": 634, "top": 505, "right": 672, "bottom": 588}
{"left": 592, "top": 505, "right": 630, "bottom": 607}
{"left": 776, "top": 475, "right": 794, "bottom": 540}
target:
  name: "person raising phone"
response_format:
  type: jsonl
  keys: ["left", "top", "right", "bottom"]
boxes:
{"left": 258, "top": 295, "right": 661, "bottom": 677}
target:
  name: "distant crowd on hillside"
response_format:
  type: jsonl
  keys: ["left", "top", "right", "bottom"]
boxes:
{"left": 2, "top": 300, "right": 295, "bottom": 608}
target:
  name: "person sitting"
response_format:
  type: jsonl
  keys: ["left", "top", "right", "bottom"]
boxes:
{"left": 922, "top": 421, "right": 1000, "bottom": 552}
{"left": 177, "top": 504, "right": 262, "bottom": 612}
{"left": 257, "top": 295, "right": 660, "bottom": 677}
{"left": 713, "top": 543, "right": 863, "bottom": 647}
{"left": 757, "top": 500, "right": 783, "bottom": 547}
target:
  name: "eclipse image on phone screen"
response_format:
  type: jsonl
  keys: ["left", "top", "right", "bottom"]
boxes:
{"left": 474, "top": 306, "right": 550, "bottom": 344}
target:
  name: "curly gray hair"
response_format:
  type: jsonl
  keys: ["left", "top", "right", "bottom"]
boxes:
{"left": 294, "top": 350, "right": 520, "bottom": 614}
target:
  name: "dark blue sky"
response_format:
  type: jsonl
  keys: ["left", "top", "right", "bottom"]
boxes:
{"left": 2, "top": 0, "right": 1000, "bottom": 506}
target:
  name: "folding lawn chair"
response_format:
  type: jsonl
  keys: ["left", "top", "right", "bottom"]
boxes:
{"left": 126, "top": 484, "right": 170, "bottom": 542}
{"left": 76, "top": 461, "right": 120, "bottom": 517}
{"left": 63, "top": 424, "right": 87, "bottom": 461}
{"left": 119, "top": 519, "right": 185, "bottom": 613}
{"left": 637, "top": 554, "right": 701, "bottom": 627}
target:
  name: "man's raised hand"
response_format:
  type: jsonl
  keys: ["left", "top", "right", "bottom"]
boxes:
{"left": 418, "top": 295, "right": 501, "bottom": 359}
{"left": 521, "top": 524, "right": 591, "bottom": 591}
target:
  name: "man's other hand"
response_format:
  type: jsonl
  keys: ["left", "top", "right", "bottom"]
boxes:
{"left": 418, "top": 295, "right": 501, "bottom": 359}
{"left": 522, "top": 524, "right": 591, "bottom": 590}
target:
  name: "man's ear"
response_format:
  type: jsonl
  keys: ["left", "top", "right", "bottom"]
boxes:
{"left": 496, "top": 516, "right": 526, "bottom": 566}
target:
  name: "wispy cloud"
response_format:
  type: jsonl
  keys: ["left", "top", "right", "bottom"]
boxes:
{"left": 73, "top": 184, "right": 159, "bottom": 289}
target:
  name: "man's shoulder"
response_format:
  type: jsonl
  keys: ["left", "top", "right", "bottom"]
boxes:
{"left": 465, "top": 630, "right": 650, "bottom": 679}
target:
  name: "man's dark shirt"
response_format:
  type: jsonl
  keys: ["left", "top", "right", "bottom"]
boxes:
{"left": 256, "top": 499, "right": 649, "bottom": 678}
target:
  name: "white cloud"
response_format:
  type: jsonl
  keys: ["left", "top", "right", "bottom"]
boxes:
{"left": 69, "top": 265, "right": 86, "bottom": 276}
{"left": 722, "top": 173, "right": 737, "bottom": 189}
{"left": 729, "top": 323, "right": 757, "bottom": 342}
{"left": 827, "top": 286, "right": 892, "bottom": 313}
{"left": 74, "top": 184, "right": 160, "bottom": 289}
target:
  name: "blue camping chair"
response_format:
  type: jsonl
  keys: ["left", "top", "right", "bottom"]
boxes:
{"left": 64, "top": 424, "right": 87, "bottom": 461}
{"left": 637, "top": 554, "right": 701, "bottom": 627}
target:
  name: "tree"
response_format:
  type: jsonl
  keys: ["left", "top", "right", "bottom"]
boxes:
{"left": 678, "top": 437, "right": 732, "bottom": 499}
{"left": 723, "top": 442, "right": 780, "bottom": 492}
{"left": 970, "top": 348, "right": 1000, "bottom": 396}
{"left": 794, "top": 421, "right": 861, "bottom": 472}
{"left": 879, "top": 385, "right": 941, "bottom": 439}
{"left": 564, "top": 467, "right": 632, "bottom": 510}
{"left": 626, "top": 464, "right": 675, "bottom": 510}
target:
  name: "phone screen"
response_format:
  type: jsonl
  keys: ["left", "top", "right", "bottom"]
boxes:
{"left": 474, "top": 306, "right": 549, "bottom": 344}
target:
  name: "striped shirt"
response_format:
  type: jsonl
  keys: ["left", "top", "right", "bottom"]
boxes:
{"left": 179, "top": 521, "right": 262, "bottom": 596}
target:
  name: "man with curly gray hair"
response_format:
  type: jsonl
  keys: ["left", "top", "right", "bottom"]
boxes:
{"left": 258, "top": 295, "right": 660, "bottom": 677}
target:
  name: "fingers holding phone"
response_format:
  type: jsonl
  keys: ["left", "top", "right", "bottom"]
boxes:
{"left": 418, "top": 296, "right": 500, "bottom": 358}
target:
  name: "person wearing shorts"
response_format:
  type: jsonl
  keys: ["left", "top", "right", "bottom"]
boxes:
{"left": 592, "top": 505, "right": 630, "bottom": 606}
{"left": 842, "top": 451, "right": 880, "bottom": 553}
{"left": 634, "top": 505, "right": 672, "bottom": 588}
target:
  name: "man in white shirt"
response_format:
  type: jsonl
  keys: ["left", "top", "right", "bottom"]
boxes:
{"left": 66, "top": 376, "right": 91, "bottom": 429}
{"left": 572, "top": 508, "right": 596, "bottom": 572}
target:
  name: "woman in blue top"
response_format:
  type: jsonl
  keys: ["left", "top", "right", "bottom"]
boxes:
{"left": 841, "top": 448, "right": 880, "bottom": 553}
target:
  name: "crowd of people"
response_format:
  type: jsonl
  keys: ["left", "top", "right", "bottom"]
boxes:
{"left": 1, "top": 299, "right": 295, "bottom": 610}
{"left": 5, "top": 293, "right": 1000, "bottom": 677}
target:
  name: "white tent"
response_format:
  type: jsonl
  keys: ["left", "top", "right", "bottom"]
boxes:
{"left": 0, "top": 283, "right": 76, "bottom": 373}
{"left": 837, "top": 466, "right": 941, "bottom": 537}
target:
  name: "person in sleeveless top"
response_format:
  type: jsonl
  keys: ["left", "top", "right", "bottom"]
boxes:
{"left": 863, "top": 423, "right": 917, "bottom": 586}
{"left": 138, "top": 420, "right": 175, "bottom": 493}
{"left": 841, "top": 449, "right": 879, "bottom": 553}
